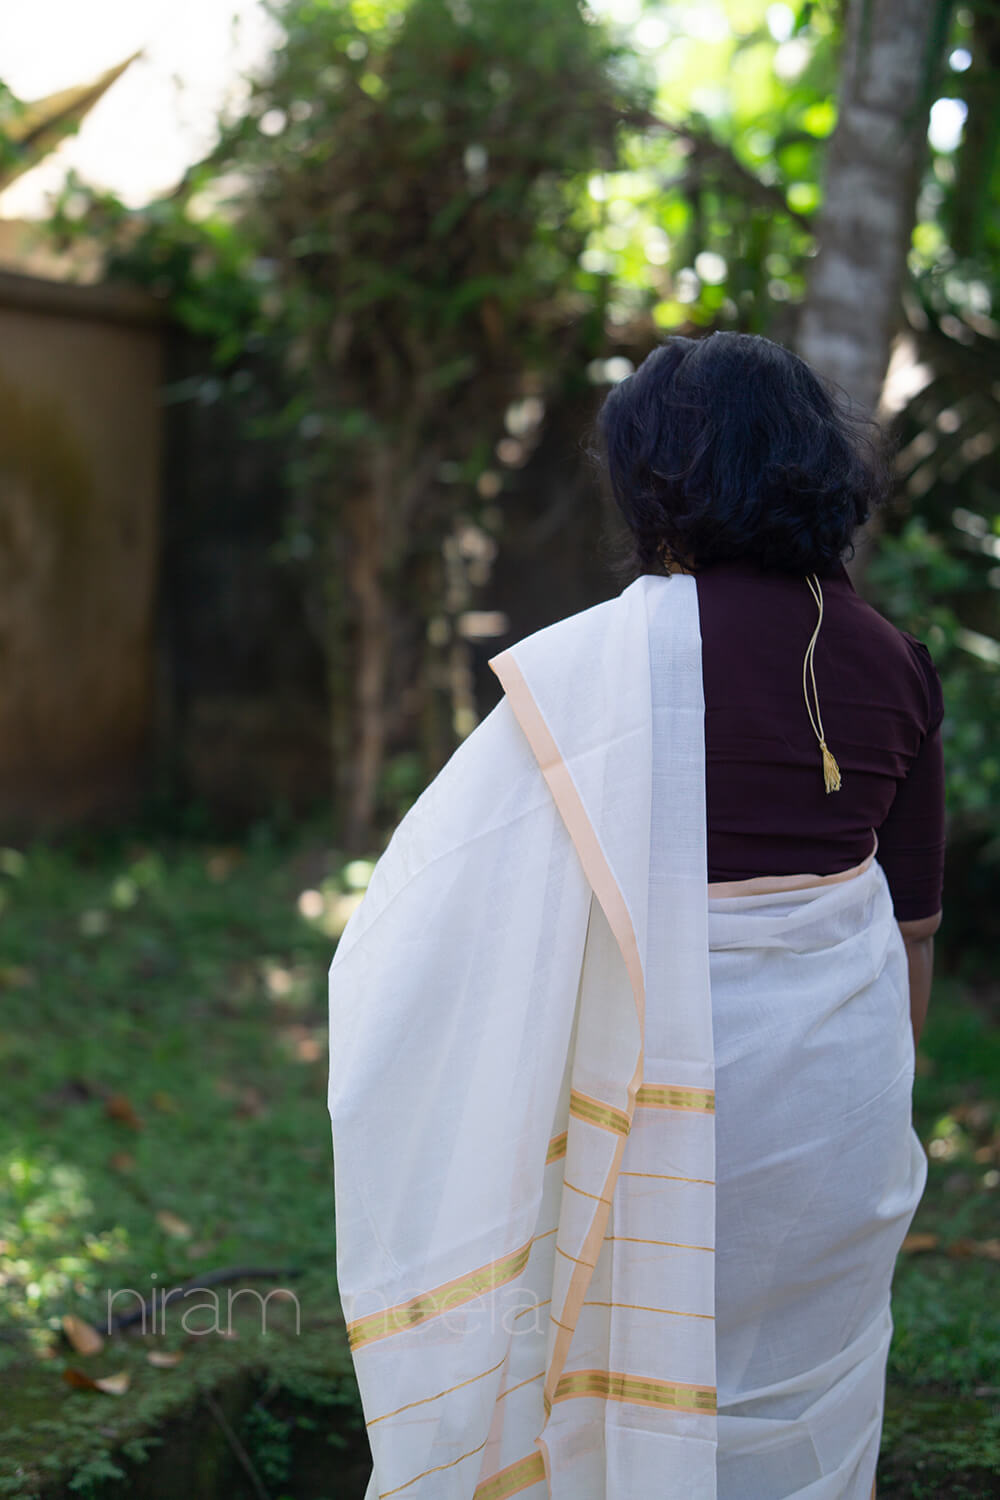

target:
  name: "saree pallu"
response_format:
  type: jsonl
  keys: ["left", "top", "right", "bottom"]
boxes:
{"left": 328, "top": 571, "right": 926, "bottom": 1499}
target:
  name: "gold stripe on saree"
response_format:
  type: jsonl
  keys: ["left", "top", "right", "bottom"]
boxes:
{"left": 569, "top": 1089, "right": 631, "bottom": 1136}
{"left": 366, "top": 1353, "right": 509, "bottom": 1427}
{"left": 379, "top": 1436, "right": 490, "bottom": 1497}
{"left": 552, "top": 1368, "right": 717, "bottom": 1414}
{"left": 473, "top": 1451, "right": 546, "bottom": 1499}
{"left": 545, "top": 1130, "right": 568, "bottom": 1164}
{"left": 636, "top": 1083, "right": 715, "bottom": 1113}
{"left": 583, "top": 1297, "right": 714, "bottom": 1321}
{"left": 347, "top": 1239, "right": 534, "bottom": 1351}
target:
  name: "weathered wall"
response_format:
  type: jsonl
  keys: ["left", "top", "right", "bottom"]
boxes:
{"left": 0, "top": 272, "right": 163, "bottom": 833}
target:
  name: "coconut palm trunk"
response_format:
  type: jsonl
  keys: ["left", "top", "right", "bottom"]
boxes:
{"left": 796, "top": 0, "right": 946, "bottom": 415}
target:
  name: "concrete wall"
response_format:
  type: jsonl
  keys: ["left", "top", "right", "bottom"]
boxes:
{"left": 0, "top": 271, "right": 163, "bottom": 833}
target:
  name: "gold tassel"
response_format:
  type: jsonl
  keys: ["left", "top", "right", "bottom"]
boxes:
{"left": 803, "top": 574, "right": 843, "bottom": 794}
{"left": 819, "top": 740, "right": 841, "bottom": 794}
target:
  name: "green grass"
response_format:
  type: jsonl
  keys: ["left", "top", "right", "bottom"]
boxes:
{"left": 0, "top": 837, "right": 996, "bottom": 1495}
{"left": 0, "top": 832, "right": 366, "bottom": 1498}
{"left": 878, "top": 977, "right": 1000, "bottom": 1495}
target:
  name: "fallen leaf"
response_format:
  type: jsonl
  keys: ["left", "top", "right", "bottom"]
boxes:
{"left": 147, "top": 1350, "right": 183, "bottom": 1368}
{"left": 948, "top": 1236, "right": 1000, "bottom": 1262}
{"left": 105, "top": 1094, "right": 143, "bottom": 1130}
{"left": 63, "top": 1368, "right": 131, "bottom": 1395}
{"left": 109, "top": 1152, "right": 136, "bottom": 1173}
{"left": 155, "top": 1210, "right": 192, "bottom": 1240}
{"left": 62, "top": 1314, "right": 104, "bottom": 1356}
{"left": 151, "top": 1091, "right": 180, "bottom": 1115}
{"left": 901, "top": 1232, "right": 939, "bottom": 1253}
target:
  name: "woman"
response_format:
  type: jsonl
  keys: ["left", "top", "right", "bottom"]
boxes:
{"left": 328, "top": 332, "right": 944, "bottom": 1500}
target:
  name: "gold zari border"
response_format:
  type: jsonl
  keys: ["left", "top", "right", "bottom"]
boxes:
{"left": 473, "top": 1451, "right": 546, "bottom": 1499}
{"left": 546, "top": 1131, "right": 567, "bottom": 1164}
{"left": 347, "top": 1239, "right": 533, "bottom": 1351}
{"left": 569, "top": 1089, "right": 630, "bottom": 1136}
{"left": 636, "top": 1083, "right": 714, "bottom": 1113}
{"left": 548, "top": 1367, "right": 716, "bottom": 1415}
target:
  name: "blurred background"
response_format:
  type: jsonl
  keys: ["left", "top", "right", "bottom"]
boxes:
{"left": 0, "top": 1, "right": 998, "bottom": 1496}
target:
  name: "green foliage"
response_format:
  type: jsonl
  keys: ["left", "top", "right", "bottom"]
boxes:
{"left": 241, "top": 1402, "right": 295, "bottom": 1486}
{"left": 578, "top": 0, "right": 844, "bottom": 332}
{"left": 54, "top": 0, "right": 642, "bottom": 472}
{"left": 209, "top": 0, "right": 644, "bottom": 574}
{"left": 0, "top": 82, "right": 26, "bottom": 185}
{"left": 880, "top": 1391, "right": 1000, "bottom": 1498}
{"left": 867, "top": 518, "right": 1000, "bottom": 825}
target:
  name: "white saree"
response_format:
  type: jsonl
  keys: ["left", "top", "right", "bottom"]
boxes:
{"left": 327, "top": 572, "right": 926, "bottom": 1500}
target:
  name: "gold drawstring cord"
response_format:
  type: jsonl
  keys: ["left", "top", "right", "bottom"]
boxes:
{"left": 803, "top": 573, "right": 842, "bottom": 794}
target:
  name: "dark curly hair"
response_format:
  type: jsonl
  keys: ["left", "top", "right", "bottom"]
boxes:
{"left": 594, "top": 331, "right": 891, "bottom": 578}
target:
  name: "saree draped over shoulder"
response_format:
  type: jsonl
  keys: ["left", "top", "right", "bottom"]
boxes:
{"left": 327, "top": 573, "right": 926, "bottom": 1500}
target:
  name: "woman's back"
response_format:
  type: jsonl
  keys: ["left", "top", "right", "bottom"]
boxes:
{"left": 695, "top": 559, "right": 945, "bottom": 922}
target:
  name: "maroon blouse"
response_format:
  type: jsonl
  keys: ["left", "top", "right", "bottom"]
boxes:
{"left": 686, "top": 558, "right": 946, "bottom": 921}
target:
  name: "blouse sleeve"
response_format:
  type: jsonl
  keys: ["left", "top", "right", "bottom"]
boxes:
{"left": 875, "top": 637, "right": 946, "bottom": 923}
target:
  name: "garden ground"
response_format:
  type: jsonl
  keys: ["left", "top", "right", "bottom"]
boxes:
{"left": 0, "top": 834, "right": 997, "bottom": 1497}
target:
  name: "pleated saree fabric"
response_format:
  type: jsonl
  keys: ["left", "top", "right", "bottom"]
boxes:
{"left": 327, "top": 572, "right": 926, "bottom": 1499}
{"left": 710, "top": 864, "right": 926, "bottom": 1498}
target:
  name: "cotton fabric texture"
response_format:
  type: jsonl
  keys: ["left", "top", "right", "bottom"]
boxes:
{"left": 327, "top": 573, "right": 926, "bottom": 1499}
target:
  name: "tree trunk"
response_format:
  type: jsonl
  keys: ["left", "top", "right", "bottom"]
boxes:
{"left": 342, "top": 463, "right": 391, "bottom": 855}
{"left": 796, "top": 0, "right": 944, "bottom": 414}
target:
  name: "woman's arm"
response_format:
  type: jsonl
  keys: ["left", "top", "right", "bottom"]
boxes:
{"left": 897, "top": 911, "right": 942, "bottom": 1049}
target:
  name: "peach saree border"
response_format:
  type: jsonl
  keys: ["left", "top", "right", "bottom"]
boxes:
{"left": 487, "top": 648, "right": 653, "bottom": 1431}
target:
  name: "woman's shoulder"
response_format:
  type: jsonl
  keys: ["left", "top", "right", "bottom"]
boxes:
{"left": 895, "top": 629, "right": 946, "bottom": 733}
{"left": 845, "top": 590, "right": 945, "bottom": 735}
